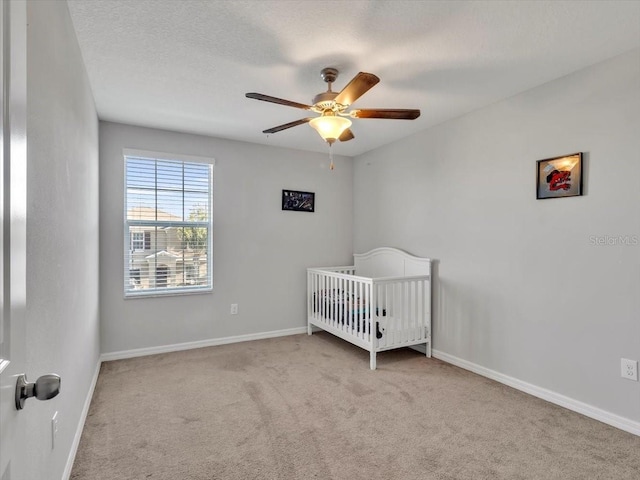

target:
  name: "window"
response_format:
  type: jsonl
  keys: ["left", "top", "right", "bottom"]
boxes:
{"left": 131, "top": 232, "right": 144, "bottom": 251}
{"left": 124, "top": 152, "right": 213, "bottom": 297}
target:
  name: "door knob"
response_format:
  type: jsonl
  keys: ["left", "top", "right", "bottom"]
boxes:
{"left": 15, "top": 373, "right": 61, "bottom": 410}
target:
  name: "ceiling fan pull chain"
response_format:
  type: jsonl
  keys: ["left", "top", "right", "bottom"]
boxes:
{"left": 329, "top": 144, "right": 335, "bottom": 170}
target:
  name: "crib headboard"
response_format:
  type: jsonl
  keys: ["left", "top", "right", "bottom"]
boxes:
{"left": 353, "top": 247, "right": 431, "bottom": 278}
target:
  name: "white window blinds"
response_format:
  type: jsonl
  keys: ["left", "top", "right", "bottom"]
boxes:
{"left": 124, "top": 154, "right": 213, "bottom": 297}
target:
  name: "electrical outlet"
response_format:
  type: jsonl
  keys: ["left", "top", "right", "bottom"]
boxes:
{"left": 230, "top": 303, "right": 238, "bottom": 315}
{"left": 621, "top": 358, "right": 638, "bottom": 381}
{"left": 51, "top": 411, "right": 59, "bottom": 449}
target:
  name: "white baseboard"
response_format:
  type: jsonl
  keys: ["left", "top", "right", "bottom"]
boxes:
{"left": 62, "top": 359, "right": 101, "bottom": 480}
{"left": 100, "top": 326, "right": 308, "bottom": 362}
{"left": 431, "top": 349, "right": 640, "bottom": 437}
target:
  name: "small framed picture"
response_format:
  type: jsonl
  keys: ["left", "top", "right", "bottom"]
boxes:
{"left": 282, "top": 189, "right": 315, "bottom": 212}
{"left": 536, "top": 152, "right": 583, "bottom": 199}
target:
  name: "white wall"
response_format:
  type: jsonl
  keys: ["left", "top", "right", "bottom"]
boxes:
{"left": 353, "top": 50, "right": 640, "bottom": 424}
{"left": 26, "top": 1, "right": 100, "bottom": 479}
{"left": 100, "top": 122, "right": 353, "bottom": 354}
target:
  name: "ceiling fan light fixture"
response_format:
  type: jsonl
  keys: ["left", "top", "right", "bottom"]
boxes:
{"left": 309, "top": 115, "right": 352, "bottom": 143}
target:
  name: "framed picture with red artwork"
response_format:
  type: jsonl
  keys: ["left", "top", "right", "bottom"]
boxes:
{"left": 536, "top": 152, "right": 583, "bottom": 199}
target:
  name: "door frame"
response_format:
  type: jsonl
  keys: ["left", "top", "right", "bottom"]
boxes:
{"left": 0, "top": 0, "right": 28, "bottom": 478}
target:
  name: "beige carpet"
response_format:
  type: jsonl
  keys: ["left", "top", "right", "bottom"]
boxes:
{"left": 71, "top": 333, "right": 640, "bottom": 479}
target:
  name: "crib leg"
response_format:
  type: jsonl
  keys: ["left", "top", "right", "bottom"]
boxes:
{"left": 307, "top": 323, "right": 312, "bottom": 336}
{"left": 370, "top": 350, "right": 376, "bottom": 370}
{"left": 426, "top": 341, "right": 432, "bottom": 358}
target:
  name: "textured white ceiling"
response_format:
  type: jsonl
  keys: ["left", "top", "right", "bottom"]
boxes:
{"left": 66, "top": 0, "right": 640, "bottom": 157}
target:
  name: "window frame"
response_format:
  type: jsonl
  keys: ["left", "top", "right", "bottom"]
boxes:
{"left": 123, "top": 149, "right": 215, "bottom": 299}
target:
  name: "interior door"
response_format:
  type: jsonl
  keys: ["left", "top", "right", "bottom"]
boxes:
{"left": 0, "top": 1, "right": 27, "bottom": 478}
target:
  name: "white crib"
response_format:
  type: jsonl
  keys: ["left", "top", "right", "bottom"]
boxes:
{"left": 307, "top": 247, "right": 432, "bottom": 370}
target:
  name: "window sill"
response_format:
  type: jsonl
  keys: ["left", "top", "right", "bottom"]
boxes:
{"left": 124, "top": 287, "right": 213, "bottom": 300}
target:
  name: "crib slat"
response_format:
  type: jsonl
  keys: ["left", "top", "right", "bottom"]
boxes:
{"left": 308, "top": 272, "right": 311, "bottom": 314}
{"left": 407, "top": 280, "right": 413, "bottom": 341}
{"left": 414, "top": 280, "right": 419, "bottom": 340}
{"left": 337, "top": 276, "right": 342, "bottom": 331}
{"left": 417, "top": 280, "right": 422, "bottom": 339}
{"left": 403, "top": 281, "right": 409, "bottom": 342}
{"left": 322, "top": 277, "right": 329, "bottom": 322}
{"left": 409, "top": 281, "right": 414, "bottom": 342}
{"left": 398, "top": 282, "right": 403, "bottom": 344}
{"left": 416, "top": 280, "right": 422, "bottom": 340}
{"left": 365, "top": 281, "right": 371, "bottom": 341}
{"left": 316, "top": 272, "right": 320, "bottom": 321}
{"left": 409, "top": 281, "right": 415, "bottom": 341}
{"left": 319, "top": 273, "right": 323, "bottom": 321}
{"left": 334, "top": 275, "right": 339, "bottom": 328}
{"left": 359, "top": 279, "right": 363, "bottom": 337}
{"left": 345, "top": 277, "right": 350, "bottom": 333}
{"left": 421, "top": 280, "right": 425, "bottom": 339}
{"left": 351, "top": 279, "right": 355, "bottom": 337}
{"left": 400, "top": 281, "right": 405, "bottom": 343}
{"left": 383, "top": 283, "right": 388, "bottom": 347}
{"left": 383, "top": 284, "right": 388, "bottom": 343}
{"left": 413, "top": 281, "right": 417, "bottom": 339}
{"left": 327, "top": 274, "right": 331, "bottom": 327}
{"left": 407, "top": 280, "right": 412, "bottom": 341}
{"left": 358, "top": 281, "right": 364, "bottom": 340}
{"left": 405, "top": 281, "right": 410, "bottom": 343}
{"left": 337, "top": 275, "right": 341, "bottom": 329}
{"left": 376, "top": 283, "right": 380, "bottom": 343}
{"left": 313, "top": 272, "right": 316, "bottom": 315}
{"left": 339, "top": 276, "right": 345, "bottom": 332}
{"left": 331, "top": 275, "right": 337, "bottom": 328}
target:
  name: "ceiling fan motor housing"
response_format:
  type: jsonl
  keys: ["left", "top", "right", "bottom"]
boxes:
{"left": 312, "top": 91, "right": 339, "bottom": 111}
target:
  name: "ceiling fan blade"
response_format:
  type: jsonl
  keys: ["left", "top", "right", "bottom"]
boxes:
{"left": 339, "top": 128, "right": 354, "bottom": 142}
{"left": 351, "top": 109, "right": 420, "bottom": 120}
{"left": 246, "top": 93, "right": 312, "bottom": 110}
{"left": 262, "top": 118, "right": 312, "bottom": 134}
{"left": 334, "top": 72, "right": 380, "bottom": 106}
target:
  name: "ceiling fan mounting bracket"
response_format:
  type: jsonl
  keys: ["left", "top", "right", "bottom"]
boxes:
{"left": 320, "top": 67, "right": 339, "bottom": 84}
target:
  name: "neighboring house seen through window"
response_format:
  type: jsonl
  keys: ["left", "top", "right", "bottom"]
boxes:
{"left": 124, "top": 152, "right": 213, "bottom": 297}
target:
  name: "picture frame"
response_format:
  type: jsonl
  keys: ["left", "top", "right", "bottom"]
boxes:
{"left": 282, "top": 189, "right": 315, "bottom": 212}
{"left": 536, "top": 152, "right": 583, "bottom": 199}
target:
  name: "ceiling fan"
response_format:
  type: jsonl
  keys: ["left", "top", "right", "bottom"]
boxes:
{"left": 245, "top": 67, "right": 420, "bottom": 145}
